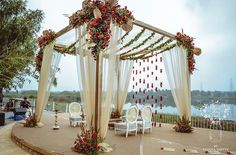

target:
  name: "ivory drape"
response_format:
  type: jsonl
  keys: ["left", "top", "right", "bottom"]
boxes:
{"left": 117, "top": 59, "right": 134, "bottom": 115}
{"left": 162, "top": 47, "right": 191, "bottom": 120}
{"left": 35, "top": 43, "right": 61, "bottom": 123}
{"left": 99, "top": 25, "right": 122, "bottom": 139}
{"left": 76, "top": 25, "right": 96, "bottom": 128}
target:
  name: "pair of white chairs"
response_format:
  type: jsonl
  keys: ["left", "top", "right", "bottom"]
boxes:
{"left": 68, "top": 102, "right": 86, "bottom": 127}
{"left": 114, "top": 105, "right": 152, "bottom": 138}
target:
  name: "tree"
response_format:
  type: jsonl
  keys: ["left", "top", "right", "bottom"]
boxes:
{"left": 0, "top": 0, "right": 44, "bottom": 99}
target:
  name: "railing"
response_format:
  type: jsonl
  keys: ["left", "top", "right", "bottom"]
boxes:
{"left": 154, "top": 114, "right": 236, "bottom": 132}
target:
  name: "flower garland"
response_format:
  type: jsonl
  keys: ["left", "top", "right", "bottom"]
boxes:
{"left": 120, "top": 28, "right": 145, "bottom": 50}
{"left": 69, "top": 0, "right": 134, "bottom": 59}
{"left": 35, "top": 29, "right": 56, "bottom": 72}
{"left": 175, "top": 32, "right": 195, "bottom": 74}
{"left": 132, "top": 32, "right": 155, "bottom": 50}
{"left": 121, "top": 37, "right": 172, "bottom": 59}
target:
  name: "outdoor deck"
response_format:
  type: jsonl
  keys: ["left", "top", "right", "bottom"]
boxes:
{"left": 9, "top": 113, "right": 236, "bottom": 155}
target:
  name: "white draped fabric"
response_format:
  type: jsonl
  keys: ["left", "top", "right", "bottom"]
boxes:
{"left": 163, "top": 47, "right": 191, "bottom": 120}
{"left": 99, "top": 25, "right": 122, "bottom": 139}
{"left": 117, "top": 59, "right": 134, "bottom": 115}
{"left": 75, "top": 24, "right": 122, "bottom": 139}
{"left": 35, "top": 43, "right": 61, "bottom": 122}
{"left": 76, "top": 25, "right": 96, "bottom": 128}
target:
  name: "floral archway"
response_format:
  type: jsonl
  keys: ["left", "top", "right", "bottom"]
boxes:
{"left": 34, "top": 0, "right": 201, "bottom": 153}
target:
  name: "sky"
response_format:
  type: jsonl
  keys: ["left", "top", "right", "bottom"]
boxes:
{"left": 22, "top": 0, "right": 236, "bottom": 91}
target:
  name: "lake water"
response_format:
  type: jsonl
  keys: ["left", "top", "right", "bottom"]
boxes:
{"left": 124, "top": 103, "right": 236, "bottom": 121}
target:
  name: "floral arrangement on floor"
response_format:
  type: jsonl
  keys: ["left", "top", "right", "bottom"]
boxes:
{"left": 35, "top": 29, "right": 56, "bottom": 72}
{"left": 24, "top": 113, "right": 37, "bottom": 128}
{"left": 73, "top": 125, "right": 100, "bottom": 155}
{"left": 173, "top": 116, "right": 193, "bottom": 133}
{"left": 175, "top": 32, "right": 196, "bottom": 74}
{"left": 110, "top": 110, "right": 121, "bottom": 119}
{"left": 69, "top": 0, "right": 134, "bottom": 59}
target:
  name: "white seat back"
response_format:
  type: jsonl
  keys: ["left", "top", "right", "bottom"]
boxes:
{"left": 69, "top": 102, "right": 82, "bottom": 117}
{"left": 141, "top": 105, "right": 152, "bottom": 122}
{"left": 126, "top": 105, "right": 138, "bottom": 123}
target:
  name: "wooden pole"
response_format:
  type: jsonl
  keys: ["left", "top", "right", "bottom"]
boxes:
{"left": 95, "top": 55, "right": 99, "bottom": 132}
{"left": 133, "top": 20, "right": 176, "bottom": 39}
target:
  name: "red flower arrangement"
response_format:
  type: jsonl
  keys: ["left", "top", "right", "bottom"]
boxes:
{"left": 35, "top": 50, "right": 43, "bottom": 72}
{"left": 37, "top": 29, "right": 56, "bottom": 48}
{"left": 175, "top": 32, "right": 195, "bottom": 74}
{"left": 73, "top": 126, "right": 100, "bottom": 155}
{"left": 69, "top": 0, "right": 134, "bottom": 59}
{"left": 35, "top": 29, "right": 56, "bottom": 72}
{"left": 24, "top": 113, "right": 37, "bottom": 128}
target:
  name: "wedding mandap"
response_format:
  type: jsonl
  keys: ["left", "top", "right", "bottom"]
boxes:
{"left": 14, "top": 0, "right": 234, "bottom": 154}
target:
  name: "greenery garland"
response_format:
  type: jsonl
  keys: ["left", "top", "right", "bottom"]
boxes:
{"left": 142, "top": 44, "right": 176, "bottom": 59}
{"left": 120, "top": 31, "right": 130, "bottom": 44}
{"left": 132, "top": 32, "right": 155, "bottom": 50}
{"left": 120, "top": 39, "right": 173, "bottom": 60}
{"left": 121, "top": 36, "right": 168, "bottom": 58}
{"left": 120, "top": 28, "right": 145, "bottom": 50}
{"left": 144, "top": 35, "right": 165, "bottom": 50}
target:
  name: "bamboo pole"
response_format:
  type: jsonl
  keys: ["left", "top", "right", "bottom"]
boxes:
{"left": 95, "top": 55, "right": 99, "bottom": 132}
{"left": 133, "top": 20, "right": 176, "bottom": 39}
{"left": 54, "top": 20, "right": 175, "bottom": 40}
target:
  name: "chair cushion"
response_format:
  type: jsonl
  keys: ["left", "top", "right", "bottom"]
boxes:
{"left": 127, "top": 108, "right": 137, "bottom": 122}
{"left": 69, "top": 117, "right": 82, "bottom": 121}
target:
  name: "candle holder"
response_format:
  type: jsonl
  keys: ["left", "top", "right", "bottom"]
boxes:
{"left": 53, "top": 103, "right": 60, "bottom": 130}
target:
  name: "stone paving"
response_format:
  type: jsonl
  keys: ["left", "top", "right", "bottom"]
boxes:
{"left": 0, "top": 123, "right": 29, "bottom": 155}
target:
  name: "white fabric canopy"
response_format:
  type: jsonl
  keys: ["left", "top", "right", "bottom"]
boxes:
{"left": 116, "top": 59, "right": 134, "bottom": 115}
{"left": 163, "top": 46, "right": 191, "bottom": 120}
{"left": 35, "top": 43, "right": 61, "bottom": 123}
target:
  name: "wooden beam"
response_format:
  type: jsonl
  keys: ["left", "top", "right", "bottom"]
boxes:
{"left": 53, "top": 20, "right": 176, "bottom": 40}
{"left": 55, "top": 25, "right": 73, "bottom": 39}
{"left": 133, "top": 20, "right": 176, "bottom": 39}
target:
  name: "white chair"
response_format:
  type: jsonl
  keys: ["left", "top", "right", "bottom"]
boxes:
{"left": 69, "top": 102, "right": 85, "bottom": 127}
{"left": 114, "top": 105, "right": 138, "bottom": 138}
{"left": 138, "top": 105, "right": 152, "bottom": 134}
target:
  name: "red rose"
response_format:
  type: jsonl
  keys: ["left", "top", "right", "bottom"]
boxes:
{"left": 98, "top": 34, "right": 104, "bottom": 38}
{"left": 104, "top": 35, "right": 110, "bottom": 41}
{"left": 93, "top": 20, "right": 98, "bottom": 26}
